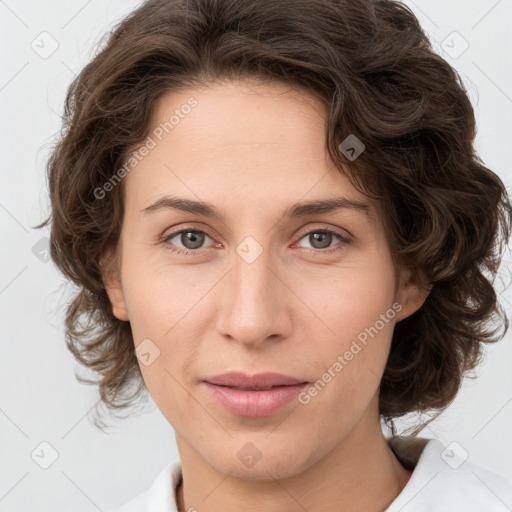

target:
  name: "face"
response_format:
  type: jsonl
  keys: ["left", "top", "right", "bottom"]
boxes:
{"left": 103, "top": 79, "right": 427, "bottom": 480}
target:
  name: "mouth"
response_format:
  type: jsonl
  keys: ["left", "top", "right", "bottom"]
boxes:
{"left": 202, "top": 372, "right": 309, "bottom": 417}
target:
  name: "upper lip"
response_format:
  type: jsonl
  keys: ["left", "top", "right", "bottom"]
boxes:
{"left": 203, "top": 372, "right": 307, "bottom": 389}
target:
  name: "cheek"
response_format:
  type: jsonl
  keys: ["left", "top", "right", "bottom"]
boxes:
{"left": 121, "top": 263, "right": 203, "bottom": 422}
{"left": 121, "top": 252, "right": 207, "bottom": 341}
{"left": 292, "top": 260, "right": 397, "bottom": 402}
{"left": 291, "top": 258, "right": 397, "bottom": 344}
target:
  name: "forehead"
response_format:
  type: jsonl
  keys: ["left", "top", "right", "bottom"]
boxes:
{"left": 123, "top": 79, "right": 379, "bottom": 224}
{"left": 150, "top": 79, "right": 329, "bottom": 157}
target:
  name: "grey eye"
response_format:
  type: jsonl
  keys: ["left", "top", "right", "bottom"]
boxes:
{"left": 178, "top": 231, "right": 206, "bottom": 249}
{"left": 298, "top": 230, "right": 339, "bottom": 250}
{"left": 307, "top": 231, "right": 333, "bottom": 249}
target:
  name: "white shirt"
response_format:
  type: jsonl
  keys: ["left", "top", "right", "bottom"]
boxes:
{"left": 109, "top": 436, "right": 512, "bottom": 511}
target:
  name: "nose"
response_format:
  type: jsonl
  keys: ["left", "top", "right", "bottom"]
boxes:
{"left": 215, "top": 246, "right": 293, "bottom": 348}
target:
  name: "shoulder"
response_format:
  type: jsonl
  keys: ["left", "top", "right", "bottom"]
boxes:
{"left": 107, "top": 458, "right": 182, "bottom": 512}
{"left": 387, "top": 436, "right": 512, "bottom": 512}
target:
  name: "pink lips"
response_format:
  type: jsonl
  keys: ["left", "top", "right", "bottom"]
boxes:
{"left": 203, "top": 372, "right": 308, "bottom": 417}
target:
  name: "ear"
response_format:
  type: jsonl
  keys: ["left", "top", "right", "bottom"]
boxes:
{"left": 394, "top": 266, "right": 431, "bottom": 323}
{"left": 100, "top": 248, "right": 129, "bottom": 322}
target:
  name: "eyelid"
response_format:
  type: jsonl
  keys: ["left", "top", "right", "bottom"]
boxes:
{"left": 294, "top": 223, "right": 351, "bottom": 242}
{"left": 160, "top": 224, "right": 218, "bottom": 250}
{"left": 160, "top": 222, "right": 351, "bottom": 255}
{"left": 161, "top": 222, "right": 351, "bottom": 242}
{"left": 160, "top": 223, "right": 216, "bottom": 241}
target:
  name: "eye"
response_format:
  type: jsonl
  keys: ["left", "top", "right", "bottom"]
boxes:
{"left": 161, "top": 225, "right": 350, "bottom": 257}
{"left": 293, "top": 227, "right": 350, "bottom": 255}
{"left": 161, "top": 228, "right": 216, "bottom": 256}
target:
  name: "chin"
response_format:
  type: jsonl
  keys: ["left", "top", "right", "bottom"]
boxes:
{"left": 206, "top": 440, "right": 314, "bottom": 481}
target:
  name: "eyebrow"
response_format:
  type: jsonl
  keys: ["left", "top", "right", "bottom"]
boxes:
{"left": 141, "top": 195, "right": 371, "bottom": 220}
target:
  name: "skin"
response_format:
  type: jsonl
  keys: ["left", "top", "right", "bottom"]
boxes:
{"left": 103, "top": 79, "right": 430, "bottom": 512}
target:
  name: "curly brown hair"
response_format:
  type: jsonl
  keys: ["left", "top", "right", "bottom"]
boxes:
{"left": 39, "top": 0, "right": 511, "bottom": 431}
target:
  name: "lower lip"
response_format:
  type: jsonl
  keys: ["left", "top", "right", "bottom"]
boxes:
{"left": 203, "top": 382, "right": 308, "bottom": 417}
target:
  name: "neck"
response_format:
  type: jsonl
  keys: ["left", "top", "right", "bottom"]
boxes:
{"left": 175, "top": 410, "right": 412, "bottom": 512}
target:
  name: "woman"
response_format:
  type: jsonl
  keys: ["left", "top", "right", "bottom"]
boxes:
{"left": 40, "top": 0, "right": 512, "bottom": 510}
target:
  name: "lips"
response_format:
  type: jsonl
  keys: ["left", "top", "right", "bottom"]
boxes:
{"left": 203, "top": 371, "right": 307, "bottom": 389}
{"left": 202, "top": 372, "right": 309, "bottom": 416}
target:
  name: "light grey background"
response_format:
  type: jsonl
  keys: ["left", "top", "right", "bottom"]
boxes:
{"left": 1, "top": 0, "right": 511, "bottom": 510}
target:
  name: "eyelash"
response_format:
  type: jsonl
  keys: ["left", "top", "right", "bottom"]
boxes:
{"left": 160, "top": 225, "right": 350, "bottom": 257}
